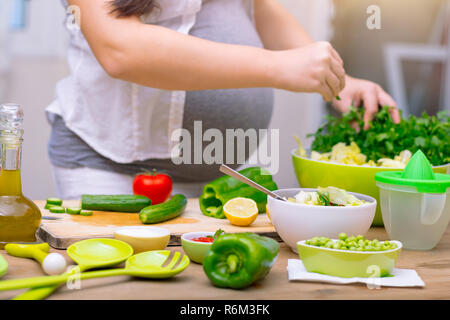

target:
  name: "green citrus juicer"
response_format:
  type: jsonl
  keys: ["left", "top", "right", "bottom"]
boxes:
{"left": 375, "top": 150, "right": 450, "bottom": 250}
{"left": 12, "top": 238, "right": 134, "bottom": 300}
{"left": 0, "top": 250, "right": 190, "bottom": 292}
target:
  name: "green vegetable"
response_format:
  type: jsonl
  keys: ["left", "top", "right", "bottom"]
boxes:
{"left": 308, "top": 106, "right": 450, "bottom": 166}
{"left": 199, "top": 167, "right": 278, "bottom": 219}
{"left": 66, "top": 207, "right": 81, "bottom": 215}
{"left": 81, "top": 195, "right": 151, "bottom": 213}
{"left": 139, "top": 194, "right": 187, "bottom": 224}
{"left": 46, "top": 198, "right": 62, "bottom": 206}
{"left": 80, "top": 210, "right": 93, "bottom": 216}
{"left": 206, "top": 228, "right": 226, "bottom": 241}
{"left": 45, "top": 203, "right": 57, "bottom": 210}
{"left": 305, "top": 234, "right": 397, "bottom": 251}
{"left": 203, "top": 233, "right": 280, "bottom": 289}
{"left": 49, "top": 206, "right": 65, "bottom": 214}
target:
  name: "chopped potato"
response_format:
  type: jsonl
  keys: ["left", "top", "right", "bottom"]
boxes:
{"left": 288, "top": 186, "right": 365, "bottom": 206}
{"left": 295, "top": 136, "right": 410, "bottom": 168}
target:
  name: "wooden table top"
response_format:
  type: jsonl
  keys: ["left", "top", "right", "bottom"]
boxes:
{"left": 1, "top": 226, "right": 449, "bottom": 300}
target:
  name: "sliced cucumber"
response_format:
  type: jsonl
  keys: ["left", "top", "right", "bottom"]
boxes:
{"left": 49, "top": 206, "right": 66, "bottom": 214}
{"left": 45, "top": 203, "right": 57, "bottom": 210}
{"left": 66, "top": 207, "right": 81, "bottom": 215}
{"left": 80, "top": 210, "right": 93, "bottom": 216}
{"left": 46, "top": 198, "right": 63, "bottom": 206}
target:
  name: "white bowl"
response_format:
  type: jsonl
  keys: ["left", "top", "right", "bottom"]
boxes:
{"left": 267, "top": 188, "right": 376, "bottom": 252}
{"left": 113, "top": 226, "right": 170, "bottom": 253}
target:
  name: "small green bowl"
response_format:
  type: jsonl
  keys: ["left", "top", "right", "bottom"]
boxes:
{"left": 297, "top": 239, "right": 402, "bottom": 278}
{"left": 181, "top": 232, "right": 214, "bottom": 264}
{"left": 0, "top": 253, "right": 8, "bottom": 279}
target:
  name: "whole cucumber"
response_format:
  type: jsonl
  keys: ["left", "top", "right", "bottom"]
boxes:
{"left": 139, "top": 194, "right": 187, "bottom": 224}
{"left": 81, "top": 195, "right": 151, "bottom": 213}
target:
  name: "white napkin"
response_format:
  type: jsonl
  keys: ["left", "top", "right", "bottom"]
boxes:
{"left": 287, "top": 259, "right": 425, "bottom": 288}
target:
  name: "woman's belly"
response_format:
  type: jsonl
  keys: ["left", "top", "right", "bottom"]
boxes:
{"left": 134, "top": 0, "right": 274, "bottom": 182}
{"left": 175, "top": 88, "right": 273, "bottom": 182}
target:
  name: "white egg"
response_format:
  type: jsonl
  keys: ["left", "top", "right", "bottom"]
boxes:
{"left": 42, "top": 253, "right": 67, "bottom": 275}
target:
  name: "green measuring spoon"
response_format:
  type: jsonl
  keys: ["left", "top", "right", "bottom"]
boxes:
{"left": 13, "top": 238, "right": 133, "bottom": 300}
{"left": 0, "top": 253, "right": 7, "bottom": 279}
{"left": 0, "top": 250, "right": 189, "bottom": 292}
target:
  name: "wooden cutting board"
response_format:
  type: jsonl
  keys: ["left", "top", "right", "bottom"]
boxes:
{"left": 36, "top": 199, "right": 279, "bottom": 249}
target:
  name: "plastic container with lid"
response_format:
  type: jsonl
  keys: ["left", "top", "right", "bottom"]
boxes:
{"left": 375, "top": 150, "right": 450, "bottom": 250}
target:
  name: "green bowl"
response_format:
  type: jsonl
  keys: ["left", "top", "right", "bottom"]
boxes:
{"left": 181, "top": 232, "right": 214, "bottom": 264}
{"left": 0, "top": 253, "right": 8, "bottom": 279}
{"left": 297, "top": 240, "right": 402, "bottom": 278}
{"left": 292, "top": 149, "right": 449, "bottom": 226}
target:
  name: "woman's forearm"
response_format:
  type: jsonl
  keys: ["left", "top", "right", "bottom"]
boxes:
{"left": 70, "top": 0, "right": 277, "bottom": 90}
{"left": 254, "top": 0, "right": 314, "bottom": 50}
{"left": 109, "top": 25, "right": 278, "bottom": 90}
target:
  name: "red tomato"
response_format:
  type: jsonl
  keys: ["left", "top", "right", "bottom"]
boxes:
{"left": 132, "top": 171, "right": 173, "bottom": 205}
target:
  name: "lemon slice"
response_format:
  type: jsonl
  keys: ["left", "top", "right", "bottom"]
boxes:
{"left": 223, "top": 197, "right": 258, "bottom": 227}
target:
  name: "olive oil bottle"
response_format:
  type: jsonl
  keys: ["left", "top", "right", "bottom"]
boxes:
{"left": 0, "top": 103, "right": 41, "bottom": 249}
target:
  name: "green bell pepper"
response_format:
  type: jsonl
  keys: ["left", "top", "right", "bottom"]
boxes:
{"left": 199, "top": 167, "right": 278, "bottom": 219}
{"left": 203, "top": 233, "right": 280, "bottom": 289}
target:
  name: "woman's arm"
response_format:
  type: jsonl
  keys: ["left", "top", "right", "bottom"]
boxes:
{"left": 254, "top": 0, "right": 313, "bottom": 50}
{"left": 68, "top": 0, "right": 344, "bottom": 100}
{"left": 254, "top": 0, "right": 400, "bottom": 125}
{"left": 69, "top": 0, "right": 272, "bottom": 90}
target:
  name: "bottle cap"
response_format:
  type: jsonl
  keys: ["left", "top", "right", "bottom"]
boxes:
{"left": 0, "top": 103, "right": 24, "bottom": 130}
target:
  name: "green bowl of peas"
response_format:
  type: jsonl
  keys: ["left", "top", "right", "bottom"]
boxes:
{"left": 297, "top": 234, "right": 402, "bottom": 278}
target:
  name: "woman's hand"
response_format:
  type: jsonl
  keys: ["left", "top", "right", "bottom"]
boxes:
{"left": 273, "top": 41, "right": 346, "bottom": 102}
{"left": 331, "top": 75, "right": 401, "bottom": 129}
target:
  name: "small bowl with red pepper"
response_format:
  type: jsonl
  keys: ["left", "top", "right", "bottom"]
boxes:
{"left": 181, "top": 230, "right": 224, "bottom": 264}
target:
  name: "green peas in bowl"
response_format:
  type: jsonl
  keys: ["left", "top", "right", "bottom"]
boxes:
{"left": 297, "top": 234, "right": 402, "bottom": 278}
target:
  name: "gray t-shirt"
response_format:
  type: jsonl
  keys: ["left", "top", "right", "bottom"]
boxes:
{"left": 48, "top": 0, "right": 274, "bottom": 183}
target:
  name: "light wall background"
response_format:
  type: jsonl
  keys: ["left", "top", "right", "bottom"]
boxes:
{"left": 0, "top": 0, "right": 446, "bottom": 198}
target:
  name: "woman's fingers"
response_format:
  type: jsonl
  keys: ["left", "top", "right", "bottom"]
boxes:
{"left": 330, "top": 60, "right": 346, "bottom": 91}
{"left": 376, "top": 86, "right": 401, "bottom": 123}
{"left": 326, "top": 68, "right": 341, "bottom": 97}
{"left": 328, "top": 45, "right": 346, "bottom": 91}
{"left": 320, "top": 80, "right": 335, "bottom": 102}
{"left": 329, "top": 46, "right": 344, "bottom": 67}
{"left": 361, "top": 87, "right": 379, "bottom": 130}
{"left": 333, "top": 94, "right": 353, "bottom": 113}
{"left": 352, "top": 91, "right": 362, "bottom": 108}
{"left": 329, "top": 76, "right": 401, "bottom": 128}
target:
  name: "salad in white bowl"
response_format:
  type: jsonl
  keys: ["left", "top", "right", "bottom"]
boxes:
{"left": 288, "top": 186, "right": 365, "bottom": 207}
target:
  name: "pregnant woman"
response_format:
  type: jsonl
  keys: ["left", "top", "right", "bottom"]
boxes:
{"left": 48, "top": 0, "right": 400, "bottom": 198}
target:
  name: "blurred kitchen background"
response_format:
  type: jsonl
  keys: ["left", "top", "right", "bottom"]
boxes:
{"left": 0, "top": 0, "right": 448, "bottom": 199}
